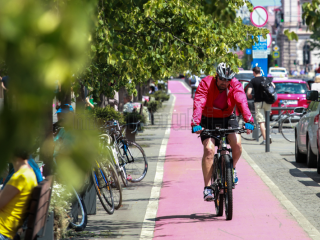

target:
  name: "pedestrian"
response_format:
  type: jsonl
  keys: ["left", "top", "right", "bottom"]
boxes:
{"left": 149, "top": 85, "right": 155, "bottom": 94}
{"left": 189, "top": 75, "right": 201, "bottom": 98}
{"left": 0, "top": 149, "right": 38, "bottom": 240}
{"left": 123, "top": 94, "right": 133, "bottom": 113}
{"left": 247, "top": 66, "right": 275, "bottom": 145}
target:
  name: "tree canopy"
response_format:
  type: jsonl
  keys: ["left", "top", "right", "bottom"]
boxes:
{"left": 80, "top": 0, "right": 268, "bottom": 98}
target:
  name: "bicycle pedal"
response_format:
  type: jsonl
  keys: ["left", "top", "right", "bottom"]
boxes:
{"left": 127, "top": 175, "right": 132, "bottom": 181}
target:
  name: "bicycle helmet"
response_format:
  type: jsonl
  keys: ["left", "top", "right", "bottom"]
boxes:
{"left": 216, "top": 63, "right": 236, "bottom": 80}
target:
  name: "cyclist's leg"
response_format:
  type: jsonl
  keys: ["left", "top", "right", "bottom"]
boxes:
{"left": 201, "top": 138, "right": 216, "bottom": 187}
{"left": 227, "top": 133, "right": 242, "bottom": 168}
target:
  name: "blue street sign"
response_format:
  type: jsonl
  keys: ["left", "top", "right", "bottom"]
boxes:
{"left": 252, "top": 35, "right": 268, "bottom": 76}
{"left": 252, "top": 35, "right": 267, "bottom": 51}
{"left": 252, "top": 59, "right": 268, "bottom": 77}
{"left": 246, "top": 48, "right": 252, "bottom": 55}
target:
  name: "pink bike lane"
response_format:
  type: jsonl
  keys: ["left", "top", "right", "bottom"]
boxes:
{"left": 152, "top": 80, "right": 310, "bottom": 240}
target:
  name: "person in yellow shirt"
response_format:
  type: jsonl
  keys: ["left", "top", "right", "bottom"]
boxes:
{"left": 0, "top": 150, "right": 38, "bottom": 240}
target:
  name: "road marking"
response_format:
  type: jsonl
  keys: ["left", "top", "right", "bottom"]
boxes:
{"left": 180, "top": 79, "right": 191, "bottom": 92}
{"left": 242, "top": 148, "right": 320, "bottom": 240}
{"left": 139, "top": 94, "right": 176, "bottom": 240}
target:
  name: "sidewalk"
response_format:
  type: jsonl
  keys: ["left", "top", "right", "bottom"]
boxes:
{"left": 71, "top": 91, "right": 174, "bottom": 239}
{"left": 241, "top": 138, "right": 320, "bottom": 237}
{"left": 152, "top": 80, "right": 311, "bottom": 239}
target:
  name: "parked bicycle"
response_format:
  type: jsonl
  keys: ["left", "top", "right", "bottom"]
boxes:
{"left": 200, "top": 127, "right": 247, "bottom": 220}
{"left": 102, "top": 120, "right": 148, "bottom": 185}
{"left": 237, "top": 100, "right": 300, "bottom": 142}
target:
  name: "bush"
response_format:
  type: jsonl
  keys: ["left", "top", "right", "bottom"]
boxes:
{"left": 124, "top": 111, "right": 146, "bottom": 124}
{"left": 92, "top": 106, "right": 125, "bottom": 125}
{"left": 153, "top": 91, "right": 170, "bottom": 102}
{"left": 147, "top": 100, "right": 161, "bottom": 113}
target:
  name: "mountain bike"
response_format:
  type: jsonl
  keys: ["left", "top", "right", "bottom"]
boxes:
{"left": 200, "top": 127, "right": 247, "bottom": 220}
{"left": 237, "top": 100, "right": 300, "bottom": 142}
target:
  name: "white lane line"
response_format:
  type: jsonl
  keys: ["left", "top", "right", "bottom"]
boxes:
{"left": 180, "top": 80, "right": 191, "bottom": 92}
{"left": 242, "top": 149, "right": 320, "bottom": 240}
{"left": 139, "top": 94, "right": 176, "bottom": 240}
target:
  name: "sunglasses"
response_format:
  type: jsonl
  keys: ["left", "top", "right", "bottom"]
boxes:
{"left": 218, "top": 77, "right": 231, "bottom": 82}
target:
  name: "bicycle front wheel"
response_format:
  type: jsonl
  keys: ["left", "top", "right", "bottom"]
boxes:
{"left": 121, "top": 141, "right": 148, "bottom": 182}
{"left": 212, "top": 155, "right": 223, "bottom": 216}
{"left": 101, "top": 162, "right": 123, "bottom": 210}
{"left": 223, "top": 155, "right": 233, "bottom": 220}
{"left": 280, "top": 116, "right": 298, "bottom": 142}
{"left": 92, "top": 167, "right": 114, "bottom": 214}
{"left": 237, "top": 115, "right": 261, "bottom": 141}
{"left": 68, "top": 187, "right": 88, "bottom": 231}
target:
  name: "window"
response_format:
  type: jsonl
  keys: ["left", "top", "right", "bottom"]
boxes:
{"left": 234, "top": 73, "right": 254, "bottom": 80}
{"left": 274, "top": 82, "right": 308, "bottom": 94}
{"left": 270, "top": 69, "right": 286, "bottom": 73}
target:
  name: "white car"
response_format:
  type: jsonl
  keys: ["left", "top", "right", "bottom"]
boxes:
{"left": 268, "top": 67, "right": 288, "bottom": 79}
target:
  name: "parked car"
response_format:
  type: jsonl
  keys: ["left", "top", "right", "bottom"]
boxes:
{"left": 271, "top": 79, "right": 310, "bottom": 118}
{"left": 268, "top": 67, "right": 288, "bottom": 79}
{"left": 235, "top": 71, "right": 254, "bottom": 116}
{"left": 295, "top": 90, "right": 320, "bottom": 171}
{"left": 235, "top": 70, "right": 254, "bottom": 89}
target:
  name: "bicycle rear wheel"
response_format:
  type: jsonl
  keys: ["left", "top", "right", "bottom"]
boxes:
{"left": 280, "top": 116, "right": 298, "bottom": 142}
{"left": 68, "top": 187, "right": 88, "bottom": 231}
{"left": 237, "top": 115, "right": 261, "bottom": 141}
{"left": 92, "top": 167, "right": 114, "bottom": 214}
{"left": 212, "top": 155, "right": 223, "bottom": 216}
{"left": 102, "top": 161, "right": 123, "bottom": 210}
{"left": 121, "top": 141, "right": 148, "bottom": 182}
{"left": 223, "top": 155, "right": 233, "bottom": 220}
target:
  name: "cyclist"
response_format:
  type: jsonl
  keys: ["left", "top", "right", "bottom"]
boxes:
{"left": 191, "top": 63, "right": 254, "bottom": 201}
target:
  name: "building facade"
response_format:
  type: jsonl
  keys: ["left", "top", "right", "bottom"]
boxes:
{"left": 276, "top": 0, "right": 320, "bottom": 73}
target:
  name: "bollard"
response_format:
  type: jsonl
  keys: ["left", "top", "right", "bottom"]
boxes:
{"left": 252, "top": 114, "right": 259, "bottom": 142}
{"left": 265, "top": 110, "right": 270, "bottom": 152}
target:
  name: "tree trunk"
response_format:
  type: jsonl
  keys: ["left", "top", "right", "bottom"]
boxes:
{"left": 97, "top": 93, "right": 106, "bottom": 108}
{"left": 76, "top": 83, "right": 86, "bottom": 112}
{"left": 40, "top": 100, "right": 54, "bottom": 177}
{"left": 60, "top": 79, "right": 71, "bottom": 105}
{"left": 138, "top": 83, "right": 142, "bottom": 101}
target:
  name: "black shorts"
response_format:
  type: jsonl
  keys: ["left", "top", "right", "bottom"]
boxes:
{"left": 200, "top": 115, "right": 239, "bottom": 146}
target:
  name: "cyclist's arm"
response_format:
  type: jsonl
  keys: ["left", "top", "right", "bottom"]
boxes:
{"left": 191, "top": 76, "right": 210, "bottom": 127}
{"left": 233, "top": 81, "right": 254, "bottom": 123}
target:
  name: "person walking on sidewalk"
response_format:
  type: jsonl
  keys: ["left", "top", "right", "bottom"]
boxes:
{"left": 191, "top": 63, "right": 254, "bottom": 201}
{"left": 247, "top": 66, "right": 275, "bottom": 145}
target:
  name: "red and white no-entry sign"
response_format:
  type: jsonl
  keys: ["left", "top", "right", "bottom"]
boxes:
{"left": 250, "top": 6, "right": 268, "bottom": 28}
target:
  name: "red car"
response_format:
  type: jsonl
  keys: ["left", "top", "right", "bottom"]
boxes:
{"left": 242, "top": 78, "right": 310, "bottom": 118}
{"left": 271, "top": 79, "right": 310, "bottom": 117}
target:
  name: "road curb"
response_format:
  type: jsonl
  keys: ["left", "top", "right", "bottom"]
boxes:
{"left": 139, "top": 94, "right": 176, "bottom": 240}
{"left": 242, "top": 148, "right": 320, "bottom": 240}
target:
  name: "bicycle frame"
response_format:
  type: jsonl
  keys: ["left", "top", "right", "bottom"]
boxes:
{"left": 213, "top": 135, "right": 234, "bottom": 192}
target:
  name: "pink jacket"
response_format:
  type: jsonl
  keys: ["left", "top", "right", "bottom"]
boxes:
{"left": 191, "top": 75, "right": 253, "bottom": 126}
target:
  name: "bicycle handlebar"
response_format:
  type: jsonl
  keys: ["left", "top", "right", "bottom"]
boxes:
{"left": 200, "top": 127, "right": 247, "bottom": 137}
